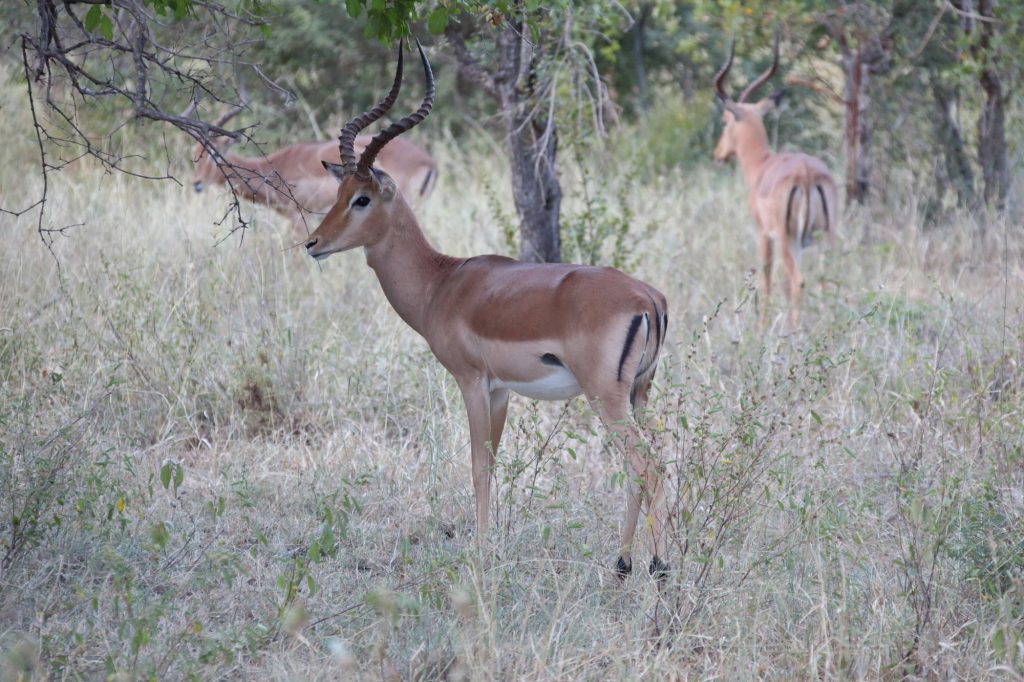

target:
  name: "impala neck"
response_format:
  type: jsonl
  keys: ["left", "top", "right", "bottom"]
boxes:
{"left": 364, "top": 202, "right": 455, "bottom": 337}
{"left": 734, "top": 124, "right": 772, "bottom": 187}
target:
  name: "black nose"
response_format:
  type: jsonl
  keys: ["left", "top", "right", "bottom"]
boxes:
{"left": 305, "top": 238, "right": 318, "bottom": 250}
{"left": 193, "top": 182, "right": 203, "bottom": 193}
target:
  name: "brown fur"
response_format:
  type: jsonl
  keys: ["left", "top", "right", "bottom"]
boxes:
{"left": 715, "top": 98, "right": 838, "bottom": 329}
{"left": 191, "top": 136, "right": 437, "bottom": 235}
{"left": 305, "top": 169, "right": 669, "bottom": 573}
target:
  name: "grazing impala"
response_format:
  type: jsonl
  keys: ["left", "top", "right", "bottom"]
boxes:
{"left": 190, "top": 107, "right": 437, "bottom": 234}
{"left": 713, "top": 36, "right": 838, "bottom": 328}
{"left": 306, "top": 43, "right": 670, "bottom": 579}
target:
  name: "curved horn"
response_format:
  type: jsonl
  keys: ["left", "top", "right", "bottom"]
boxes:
{"left": 211, "top": 81, "right": 248, "bottom": 128}
{"left": 356, "top": 39, "right": 434, "bottom": 177}
{"left": 738, "top": 31, "right": 780, "bottom": 103}
{"left": 180, "top": 92, "right": 199, "bottom": 119}
{"left": 338, "top": 42, "right": 405, "bottom": 175}
{"left": 212, "top": 103, "right": 244, "bottom": 128}
{"left": 713, "top": 37, "right": 736, "bottom": 102}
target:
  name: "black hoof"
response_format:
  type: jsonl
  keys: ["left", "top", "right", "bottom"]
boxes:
{"left": 649, "top": 556, "right": 669, "bottom": 581}
{"left": 615, "top": 556, "right": 632, "bottom": 579}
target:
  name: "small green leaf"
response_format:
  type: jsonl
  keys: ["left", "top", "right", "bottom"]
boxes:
{"left": 151, "top": 521, "right": 169, "bottom": 549}
{"left": 993, "top": 627, "right": 1006, "bottom": 659}
{"left": 173, "top": 463, "right": 184, "bottom": 489}
{"left": 160, "top": 463, "right": 172, "bottom": 489}
{"left": 98, "top": 14, "right": 113, "bottom": 41}
{"left": 345, "top": 0, "right": 362, "bottom": 18}
{"left": 85, "top": 5, "right": 102, "bottom": 31}
{"left": 810, "top": 409, "right": 822, "bottom": 425}
{"left": 427, "top": 7, "right": 448, "bottom": 35}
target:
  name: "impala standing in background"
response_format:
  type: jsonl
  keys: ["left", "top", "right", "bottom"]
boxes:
{"left": 305, "top": 43, "right": 670, "bottom": 580}
{"left": 190, "top": 106, "right": 437, "bottom": 234}
{"left": 713, "top": 35, "right": 838, "bottom": 329}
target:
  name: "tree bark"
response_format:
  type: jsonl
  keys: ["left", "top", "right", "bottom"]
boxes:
{"left": 833, "top": 23, "right": 892, "bottom": 207}
{"left": 504, "top": 109, "right": 561, "bottom": 263}
{"left": 931, "top": 80, "right": 976, "bottom": 208}
{"left": 841, "top": 49, "right": 873, "bottom": 205}
{"left": 974, "top": 0, "right": 1009, "bottom": 210}
{"left": 448, "top": 21, "right": 562, "bottom": 263}
{"left": 630, "top": 3, "right": 652, "bottom": 121}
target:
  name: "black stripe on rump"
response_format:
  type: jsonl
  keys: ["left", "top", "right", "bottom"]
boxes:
{"left": 617, "top": 314, "right": 645, "bottom": 383}
{"left": 785, "top": 185, "right": 799, "bottom": 238}
{"left": 540, "top": 353, "right": 564, "bottom": 367}
{"left": 817, "top": 184, "right": 830, "bottom": 233}
{"left": 651, "top": 299, "right": 662, "bottom": 349}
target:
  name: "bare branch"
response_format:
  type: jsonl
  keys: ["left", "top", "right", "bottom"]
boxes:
{"left": 444, "top": 24, "right": 499, "bottom": 99}
{"left": 8, "top": 0, "right": 296, "bottom": 248}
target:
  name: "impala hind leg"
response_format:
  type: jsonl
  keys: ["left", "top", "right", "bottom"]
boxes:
{"left": 595, "top": 397, "right": 667, "bottom": 581}
{"left": 780, "top": 244, "right": 803, "bottom": 329}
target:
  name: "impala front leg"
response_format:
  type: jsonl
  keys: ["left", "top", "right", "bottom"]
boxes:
{"left": 757, "top": 233, "right": 773, "bottom": 329}
{"left": 458, "top": 378, "right": 498, "bottom": 543}
{"left": 489, "top": 388, "right": 510, "bottom": 461}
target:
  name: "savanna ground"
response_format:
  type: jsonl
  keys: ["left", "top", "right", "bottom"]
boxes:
{"left": 1, "top": 67, "right": 1023, "bottom": 680}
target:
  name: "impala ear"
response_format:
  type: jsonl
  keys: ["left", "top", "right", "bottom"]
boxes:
{"left": 322, "top": 160, "right": 346, "bottom": 181}
{"left": 723, "top": 100, "right": 744, "bottom": 121}
{"left": 759, "top": 89, "right": 786, "bottom": 114}
{"left": 376, "top": 171, "right": 397, "bottom": 201}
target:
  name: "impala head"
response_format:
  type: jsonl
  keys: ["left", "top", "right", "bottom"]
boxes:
{"left": 190, "top": 103, "right": 244, "bottom": 193}
{"left": 305, "top": 41, "right": 434, "bottom": 260}
{"left": 712, "top": 34, "right": 785, "bottom": 163}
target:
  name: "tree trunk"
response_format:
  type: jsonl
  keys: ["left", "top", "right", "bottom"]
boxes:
{"left": 631, "top": 3, "right": 652, "bottom": 121}
{"left": 496, "top": 24, "right": 561, "bottom": 263}
{"left": 841, "top": 49, "right": 873, "bottom": 205}
{"left": 502, "top": 100, "right": 562, "bottom": 263}
{"left": 449, "top": 21, "right": 563, "bottom": 263}
{"left": 931, "top": 81, "right": 976, "bottom": 208}
{"left": 975, "top": 0, "right": 1009, "bottom": 210}
{"left": 977, "top": 73, "right": 1008, "bottom": 210}
{"left": 833, "top": 22, "right": 893, "bottom": 208}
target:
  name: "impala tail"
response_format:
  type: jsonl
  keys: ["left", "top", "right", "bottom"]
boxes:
{"left": 785, "top": 179, "right": 832, "bottom": 249}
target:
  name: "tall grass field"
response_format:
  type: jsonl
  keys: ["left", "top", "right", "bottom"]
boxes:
{"left": 1, "top": 70, "right": 1022, "bottom": 679}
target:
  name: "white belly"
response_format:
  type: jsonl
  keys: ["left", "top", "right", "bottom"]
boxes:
{"left": 492, "top": 366, "right": 582, "bottom": 401}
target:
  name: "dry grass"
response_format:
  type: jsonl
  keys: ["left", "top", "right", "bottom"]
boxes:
{"left": 1, "top": 72, "right": 1023, "bottom": 680}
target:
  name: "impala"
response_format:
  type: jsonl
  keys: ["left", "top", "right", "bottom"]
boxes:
{"left": 713, "top": 36, "right": 838, "bottom": 328}
{"left": 190, "top": 106, "right": 437, "bottom": 234}
{"left": 305, "top": 43, "right": 670, "bottom": 579}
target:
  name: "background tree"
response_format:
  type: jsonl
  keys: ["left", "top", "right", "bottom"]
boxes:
{"left": 4, "top": 0, "right": 289, "bottom": 244}
{"left": 444, "top": 12, "right": 564, "bottom": 263}
{"left": 959, "top": 0, "right": 1022, "bottom": 211}
{"left": 5, "top": 0, "right": 1022, "bottom": 252}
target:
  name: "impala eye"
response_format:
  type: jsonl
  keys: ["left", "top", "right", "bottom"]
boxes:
{"left": 351, "top": 195, "right": 371, "bottom": 208}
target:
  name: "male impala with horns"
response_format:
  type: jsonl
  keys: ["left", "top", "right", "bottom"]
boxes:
{"left": 305, "top": 41, "right": 671, "bottom": 580}
{"left": 713, "top": 34, "right": 838, "bottom": 329}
